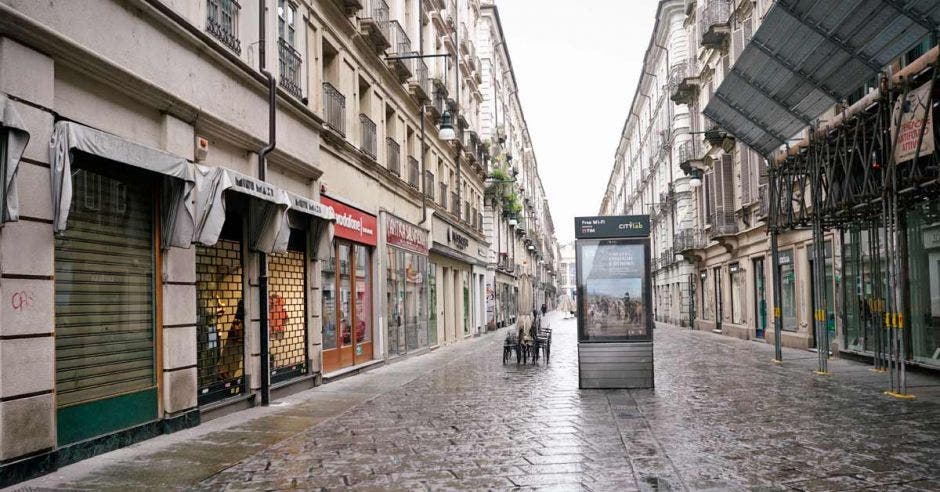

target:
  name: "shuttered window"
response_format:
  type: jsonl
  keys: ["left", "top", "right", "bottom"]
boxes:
{"left": 705, "top": 171, "right": 715, "bottom": 224}
{"left": 54, "top": 164, "right": 156, "bottom": 441}
{"left": 717, "top": 154, "right": 735, "bottom": 213}
{"left": 740, "top": 143, "right": 752, "bottom": 205}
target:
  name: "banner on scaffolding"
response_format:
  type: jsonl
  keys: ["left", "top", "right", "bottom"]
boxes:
{"left": 891, "top": 80, "right": 935, "bottom": 164}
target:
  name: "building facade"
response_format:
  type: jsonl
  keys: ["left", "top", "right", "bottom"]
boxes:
{"left": 600, "top": 0, "right": 940, "bottom": 375}
{"left": 599, "top": 0, "right": 697, "bottom": 328}
{"left": 0, "top": 0, "right": 557, "bottom": 484}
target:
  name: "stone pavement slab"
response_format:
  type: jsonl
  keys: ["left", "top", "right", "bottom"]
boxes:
{"left": 11, "top": 312, "right": 940, "bottom": 491}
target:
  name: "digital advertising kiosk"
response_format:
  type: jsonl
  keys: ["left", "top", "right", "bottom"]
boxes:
{"left": 575, "top": 215, "right": 653, "bottom": 389}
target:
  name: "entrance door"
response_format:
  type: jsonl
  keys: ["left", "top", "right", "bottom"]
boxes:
{"left": 753, "top": 257, "right": 767, "bottom": 338}
{"left": 714, "top": 266, "right": 723, "bottom": 331}
{"left": 55, "top": 162, "right": 157, "bottom": 445}
{"left": 322, "top": 240, "right": 373, "bottom": 372}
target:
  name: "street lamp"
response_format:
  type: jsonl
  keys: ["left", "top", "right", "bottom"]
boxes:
{"left": 689, "top": 168, "right": 703, "bottom": 188}
{"left": 438, "top": 110, "right": 457, "bottom": 141}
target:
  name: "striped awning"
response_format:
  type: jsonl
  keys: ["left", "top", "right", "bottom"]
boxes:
{"left": 704, "top": 0, "right": 940, "bottom": 156}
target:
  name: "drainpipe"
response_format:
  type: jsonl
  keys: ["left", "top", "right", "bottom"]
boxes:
{"left": 653, "top": 39, "right": 676, "bottom": 256}
{"left": 455, "top": 2, "right": 462, "bottom": 223}
{"left": 419, "top": 0, "right": 428, "bottom": 225}
{"left": 257, "top": 0, "right": 276, "bottom": 407}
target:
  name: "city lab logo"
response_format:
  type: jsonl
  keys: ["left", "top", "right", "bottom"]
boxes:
{"left": 337, "top": 212, "right": 373, "bottom": 237}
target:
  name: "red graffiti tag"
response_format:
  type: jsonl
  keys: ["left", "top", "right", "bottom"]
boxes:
{"left": 11, "top": 291, "right": 34, "bottom": 311}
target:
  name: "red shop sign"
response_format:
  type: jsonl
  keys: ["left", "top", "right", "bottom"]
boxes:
{"left": 321, "top": 196, "right": 377, "bottom": 246}
{"left": 386, "top": 215, "right": 429, "bottom": 255}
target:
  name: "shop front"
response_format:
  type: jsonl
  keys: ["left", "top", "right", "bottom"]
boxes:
{"left": 429, "top": 215, "right": 488, "bottom": 343}
{"left": 192, "top": 165, "right": 292, "bottom": 406}
{"left": 383, "top": 213, "right": 430, "bottom": 357}
{"left": 49, "top": 122, "right": 195, "bottom": 446}
{"left": 319, "top": 196, "right": 376, "bottom": 373}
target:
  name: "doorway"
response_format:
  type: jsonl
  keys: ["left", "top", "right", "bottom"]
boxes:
{"left": 753, "top": 257, "right": 767, "bottom": 339}
{"left": 713, "top": 266, "right": 723, "bottom": 332}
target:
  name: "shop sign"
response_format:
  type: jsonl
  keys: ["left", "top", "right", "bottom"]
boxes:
{"left": 448, "top": 228, "right": 469, "bottom": 250}
{"left": 321, "top": 196, "right": 377, "bottom": 246}
{"left": 290, "top": 194, "right": 332, "bottom": 219}
{"left": 386, "top": 215, "right": 429, "bottom": 255}
{"left": 923, "top": 227, "right": 940, "bottom": 249}
{"left": 575, "top": 215, "right": 649, "bottom": 239}
{"left": 891, "top": 80, "right": 935, "bottom": 164}
{"left": 232, "top": 175, "right": 276, "bottom": 199}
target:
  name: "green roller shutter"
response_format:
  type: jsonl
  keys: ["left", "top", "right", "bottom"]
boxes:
{"left": 55, "top": 165, "right": 157, "bottom": 445}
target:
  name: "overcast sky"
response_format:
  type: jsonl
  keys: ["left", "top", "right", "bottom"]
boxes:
{"left": 494, "top": 0, "right": 659, "bottom": 244}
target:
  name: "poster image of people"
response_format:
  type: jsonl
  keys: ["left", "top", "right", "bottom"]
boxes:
{"left": 585, "top": 278, "right": 645, "bottom": 338}
{"left": 577, "top": 240, "right": 649, "bottom": 341}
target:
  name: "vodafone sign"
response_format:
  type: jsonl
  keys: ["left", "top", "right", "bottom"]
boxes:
{"left": 320, "top": 196, "right": 377, "bottom": 246}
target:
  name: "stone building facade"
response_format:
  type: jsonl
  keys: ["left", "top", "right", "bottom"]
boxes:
{"left": 0, "top": 0, "right": 556, "bottom": 484}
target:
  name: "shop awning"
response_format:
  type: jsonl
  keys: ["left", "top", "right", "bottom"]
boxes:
{"left": 287, "top": 191, "right": 335, "bottom": 260}
{"left": 704, "top": 0, "right": 940, "bottom": 157}
{"left": 193, "top": 165, "right": 292, "bottom": 253}
{"left": 0, "top": 94, "right": 30, "bottom": 223}
{"left": 49, "top": 121, "right": 195, "bottom": 247}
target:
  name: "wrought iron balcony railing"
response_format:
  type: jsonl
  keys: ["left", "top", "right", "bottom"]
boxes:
{"left": 206, "top": 0, "right": 241, "bottom": 53}
{"left": 408, "top": 58, "right": 431, "bottom": 101}
{"left": 699, "top": 0, "right": 731, "bottom": 49}
{"left": 709, "top": 211, "right": 738, "bottom": 238}
{"left": 322, "top": 82, "right": 345, "bottom": 136}
{"left": 674, "top": 228, "right": 705, "bottom": 252}
{"left": 388, "top": 20, "right": 411, "bottom": 55}
{"left": 677, "top": 139, "right": 702, "bottom": 171}
{"left": 386, "top": 138, "right": 401, "bottom": 175}
{"left": 359, "top": 114, "right": 376, "bottom": 159}
{"left": 359, "top": 0, "right": 390, "bottom": 49}
{"left": 278, "top": 38, "right": 303, "bottom": 99}
{"left": 668, "top": 59, "right": 699, "bottom": 104}
{"left": 408, "top": 156, "right": 419, "bottom": 188}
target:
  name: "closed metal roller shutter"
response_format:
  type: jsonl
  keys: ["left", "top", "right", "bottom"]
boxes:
{"left": 54, "top": 166, "right": 156, "bottom": 445}
{"left": 269, "top": 240, "right": 307, "bottom": 383}
{"left": 196, "top": 239, "right": 245, "bottom": 405}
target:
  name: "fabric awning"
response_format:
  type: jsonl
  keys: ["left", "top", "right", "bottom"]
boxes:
{"left": 704, "top": 0, "right": 940, "bottom": 156}
{"left": 193, "top": 164, "right": 292, "bottom": 254}
{"left": 0, "top": 94, "right": 30, "bottom": 223}
{"left": 287, "top": 191, "right": 335, "bottom": 260}
{"left": 49, "top": 121, "right": 195, "bottom": 247}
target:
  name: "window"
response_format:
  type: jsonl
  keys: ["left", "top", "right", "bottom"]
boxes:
{"left": 779, "top": 250, "right": 796, "bottom": 331}
{"left": 207, "top": 0, "right": 241, "bottom": 53}
{"left": 277, "top": 0, "right": 302, "bottom": 98}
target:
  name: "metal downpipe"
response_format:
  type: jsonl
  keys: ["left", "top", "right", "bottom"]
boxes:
{"left": 257, "top": 0, "right": 276, "bottom": 406}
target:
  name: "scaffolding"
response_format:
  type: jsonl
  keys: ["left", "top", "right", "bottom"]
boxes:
{"left": 763, "top": 49, "right": 939, "bottom": 396}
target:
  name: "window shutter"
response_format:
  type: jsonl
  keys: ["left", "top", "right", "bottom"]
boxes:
{"left": 719, "top": 154, "right": 735, "bottom": 213}
{"left": 705, "top": 171, "right": 715, "bottom": 223}
{"left": 743, "top": 15, "right": 753, "bottom": 42}
{"left": 740, "top": 144, "right": 752, "bottom": 204}
{"left": 757, "top": 150, "right": 768, "bottom": 186}
{"left": 731, "top": 27, "right": 744, "bottom": 63}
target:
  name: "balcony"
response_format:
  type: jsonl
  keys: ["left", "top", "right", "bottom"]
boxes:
{"left": 427, "top": 79, "right": 446, "bottom": 122}
{"left": 471, "top": 55, "right": 482, "bottom": 83}
{"left": 278, "top": 38, "right": 303, "bottom": 99}
{"left": 677, "top": 139, "right": 703, "bottom": 173}
{"left": 407, "top": 156, "right": 419, "bottom": 188}
{"left": 331, "top": 0, "right": 363, "bottom": 15}
{"left": 359, "top": 114, "right": 376, "bottom": 160}
{"left": 699, "top": 0, "right": 731, "bottom": 50}
{"left": 757, "top": 184, "right": 769, "bottom": 220}
{"left": 322, "top": 82, "right": 346, "bottom": 136}
{"left": 459, "top": 23, "right": 471, "bottom": 54}
{"left": 206, "top": 0, "right": 241, "bottom": 54}
{"left": 668, "top": 60, "right": 699, "bottom": 105}
{"left": 709, "top": 211, "right": 738, "bottom": 239}
{"left": 451, "top": 191, "right": 460, "bottom": 217}
{"left": 407, "top": 58, "right": 431, "bottom": 102}
{"left": 386, "top": 138, "right": 401, "bottom": 175}
{"left": 386, "top": 21, "right": 413, "bottom": 83}
{"left": 674, "top": 228, "right": 705, "bottom": 253}
{"left": 359, "top": 0, "right": 391, "bottom": 52}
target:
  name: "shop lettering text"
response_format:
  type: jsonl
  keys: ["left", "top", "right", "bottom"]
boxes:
{"left": 386, "top": 216, "right": 429, "bottom": 255}
{"left": 233, "top": 177, "right": 274, "bottom": 198}
{"left": 336, "top": 212, "right": 374, "bottom": 237}
{"left": 292, "top": 196, "right": 330, "bottom": 216}
{"left": 448, "top": 228, "right": 469, "bottom": 250}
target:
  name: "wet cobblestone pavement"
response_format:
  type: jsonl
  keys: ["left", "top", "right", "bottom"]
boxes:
{"left": 15, "top": 312, "right": 940, "bottom": 491}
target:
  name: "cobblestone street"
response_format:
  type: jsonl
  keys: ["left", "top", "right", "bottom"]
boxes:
{"left": 15, "top": 312, "right": 940, "bottom": 491}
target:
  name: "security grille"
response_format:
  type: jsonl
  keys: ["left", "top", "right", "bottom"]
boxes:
{"left": 268, "top": 248, "right": 308, "bottom": 383}
{"left": 54, "top": 168, "right": 155, "bottom": 411}
{"left": 196, "top": 240, "right": 245, "bottom": 405}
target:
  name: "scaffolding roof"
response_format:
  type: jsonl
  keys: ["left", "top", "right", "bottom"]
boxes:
{"left": 703, "top": 0, "right": 940, "bottom": 157}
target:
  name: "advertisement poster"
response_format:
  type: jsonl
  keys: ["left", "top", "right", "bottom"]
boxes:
{"left": 578, "top": 240, "right": 648, "bottom": 341}
{"left": 891, "top": 80, "right": 935, "bottom": 164}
